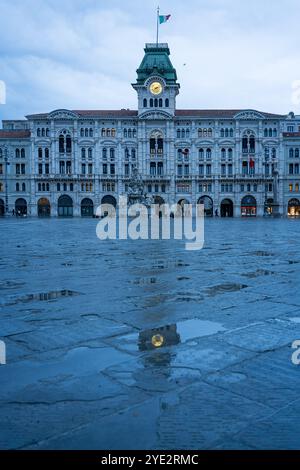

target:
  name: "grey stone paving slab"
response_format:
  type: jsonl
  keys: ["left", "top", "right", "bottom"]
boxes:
{"left": 205, "top": 346, "right": 299, "bottom": 411}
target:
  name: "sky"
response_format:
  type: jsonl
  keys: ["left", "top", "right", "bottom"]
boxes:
{"left": 0, "top": 0, "right": 300, "bottom": 120}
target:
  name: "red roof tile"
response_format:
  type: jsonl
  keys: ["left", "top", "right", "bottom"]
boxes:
{"left": 283, "top": 132, "right": 300, "bottom": 137}
{"left": 0, "top": 130, "right": 31, "bottom": 138}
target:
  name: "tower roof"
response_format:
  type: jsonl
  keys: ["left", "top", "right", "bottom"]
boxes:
{"left": 135, "top": 43, "right": 177, "bottom": 84}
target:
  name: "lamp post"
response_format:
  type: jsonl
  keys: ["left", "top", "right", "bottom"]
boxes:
{"left": 4, "top": 147, "right": 9, "bottom": 214}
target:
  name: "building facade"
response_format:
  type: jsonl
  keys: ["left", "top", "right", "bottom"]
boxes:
{"left": 1, "top": 42, "right": 300, "bottom": 218}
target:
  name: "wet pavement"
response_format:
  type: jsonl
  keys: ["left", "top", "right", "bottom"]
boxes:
{"left": 0, "top": 217, "right": 300, "bottom": 449}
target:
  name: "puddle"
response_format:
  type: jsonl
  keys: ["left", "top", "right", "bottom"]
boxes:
{"left": 288, "top": 317, "right": 300, "bottom": 324}
{"left": 3, "top": 290, "right": 80, "bottom": 306}
{"left": 242, "top": 269, "right": 275, "bottom": 278}
{"left": 114, "top": 319, "right": 226, "bottom": 353}
{"left": 251, "top": 251, "right": 274, "bottom": 257}
{"left": 205, "top": 283, "right": 248, "bottom": 296}
{"left": 177, "top": 318, "right": 226, "bottom": 342}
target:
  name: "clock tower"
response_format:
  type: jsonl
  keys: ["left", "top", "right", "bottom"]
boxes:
{"left": 132, "top": 43, "right": 180, "bottom": 118}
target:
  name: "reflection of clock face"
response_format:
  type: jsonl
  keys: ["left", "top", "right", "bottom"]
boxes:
{"left": 150, "top": 81, "right": 163, "bottom": 95}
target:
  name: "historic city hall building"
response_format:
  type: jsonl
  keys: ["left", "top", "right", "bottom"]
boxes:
{"left": 1, "top": 42, "right": 300, "bottom": 218}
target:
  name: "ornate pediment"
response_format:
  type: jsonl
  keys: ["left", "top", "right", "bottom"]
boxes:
{"left": 139, "top": 110, "right": 173, "bottom": 120}
{"left": 48, "top": 109, "right": 79, "bottom": 120}
{"left": 234, "top": 110, "right": 265, "bottom": 120}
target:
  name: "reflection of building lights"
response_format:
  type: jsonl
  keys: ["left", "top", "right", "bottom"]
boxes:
{"left": 151, "top": 334, "right": 164, "bottom": 348}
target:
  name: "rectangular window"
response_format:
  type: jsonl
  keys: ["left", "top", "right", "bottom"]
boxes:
{"left": 81, "top": 163, "right": 86, "bottom": 175}
{"left": 296, "top": 183, "right": 299, "bottom": 192}
{"left": 147, "top": 184, "right": 152, "bottom": 193}
{"left": 16, "top": 164, "right": 20, "bottom": 175}
{"left": 88, "top": 164, "right": 93, "bottom": 175}
{"left": 0, "top": 164, "right": 2, "bottom": 175}
{"left": 184, "top": 165, "right": 189, "bottom": 176}
{"left": 289, "top": 183, "right": 293, "bottom": 192}
{"left": 21, "top": 164, "right": 25, "bottom": 175}
{"left": 157, "top": 162, "right": 163, "bottom": 175}
{"left": 102, "top": 163, "right": 107, "bottom": 175}
{"left": 199, "top": 165, "right": 204, "bottom": 176}
{"left": 206, "top": 164, "right": 211, "bottom": 176}
{"left": 45, "top": 163, "right": 49, "bottom": 175}
{"left": 289, "top": 164, "right": 294, "bottom": 175}
{"left": 38, "top": 163, "right": 43, "bottom": 175}
{"left": 110, "top": 164, "right": 115, "bottom": 175}
{"left": 125, "top": 164, "right": 129, "bottom": 176}
{"left": 66, "top": 161, "right": 72, "bottom": 174}
{"left": 150, "top": 162, "right": 156, "bottom": 175}
{"left": 177, "top": 165, "right": 182, "bottom": 176}
{"left": 221, "top": 164, "right": 226, "bottom": 176}
{"left": 228, "top": 164, "right": 233, "bottom": 176}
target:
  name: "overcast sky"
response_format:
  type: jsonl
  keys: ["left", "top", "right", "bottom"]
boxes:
{"left": 0, "top": 0, "right": 300, "bottom": 120}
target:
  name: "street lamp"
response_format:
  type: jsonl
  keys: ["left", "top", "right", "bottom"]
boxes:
{"left": 4, "top": 147, "right": 9, "bottom": 214}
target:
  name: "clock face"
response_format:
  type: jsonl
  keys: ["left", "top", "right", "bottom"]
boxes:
{"left": 149, "top": 81, "right": 163, "bottom": 95}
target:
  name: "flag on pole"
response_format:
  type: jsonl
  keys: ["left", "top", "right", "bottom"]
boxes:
{"left": 159, "top": 14, "right": 171, "bottom": 24}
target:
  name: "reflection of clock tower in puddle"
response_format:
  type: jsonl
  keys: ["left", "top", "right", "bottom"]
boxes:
{"left": 132, "top": 43, "right": 180, "bottom": 117}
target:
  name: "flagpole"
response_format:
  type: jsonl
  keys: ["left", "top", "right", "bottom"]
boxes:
{"left": 156, "top": 6, "right": 159, "bottom": 46}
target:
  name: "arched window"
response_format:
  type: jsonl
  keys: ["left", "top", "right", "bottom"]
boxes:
{"left": 228, "top": 148, "right": 233, "bottom": 159}
{"left": 46, "top": 183, "right": 50, "bottom": 191}
{"left": 177, "top": 129, "right": 180, "bottom": 138}
{"left": 265, "top": 147, "right": 270, "bottom": 159}
{"left": 269, "top": 128, "right": 272, "bottom": 137}
{"left": 110, "top": 148, "right": 115, "bottom": 159}
{"left": 16, "top": 183, "right": 20, "bottom": 191}
{"left": 186, "top": 129, "right": 190, "bottom": 138}
{"left": 289, "top": 148, "right": 294, "bottom": 158}
{"left": 229, "top": 128, "right": 233, "bottom": 137}
{"left": 38, "top": 147, "right": 42, "bottom": 159}
{"left": 81, "top": 148, "right": 86, "bottom": 159}
{"left": 150, "top": 98, "right": 153, "bottom": 107}
{"left": 84, "top": 128, "right": 88, "bottom": 137}
{"left": 264, "top": 129, "right": 268, "bottom": 137}
{"left": 59, "top": 135, "right": 64, "bottom": 153}
{"left": 70, "top": 183, "right": 73, "bottom": 191}
{"left": 225, "top": 129, "right": 229, "bottom": 137}
{"left": 101, "top": 128, "right": 106, "bottom": 137}
{"left": 273, "top": 128, "right": 277, "bottom": 137}
{"left": 143, "top": 98, "right": 147, "bottom": 107}
{"left": 102, "top": 147, "right": 107, "bottom": 159}
{"left": 42, "top": 183, "right": 45, "bottom": 191}
{"left": 66, "top": 135, "right": 71, "bottom": 153}
{"left": 45, "top": 148, "right": 49, "bottom": 159}
{"left": 89, "top": 128, "right": 93, "bottom": 137}
{"left": 154, "top": 98, "right": 158, "bottom": 107}
{"left": 80, "top": 128, "right": 84, "bottom": 137}
{"left": 38, "top": 183, "right": 41, "bottom": 191}
{"left": 181, "top": 129, "right": 185, "bottom": 138}
{"left": 22, "top": 183, "right": 26, "bottom": 191}
{"left": 249, "top": 135, "right": 255, "bottom": 152}
{"left": 159, "top": 98, "right": 163, "bottom": 107}
{"left": 88, "top": 147, "right": 92, "bottom": 159}
{"left": 128, "top": 129, "right": 132, "bottom": 138}
{"left": 133, "top": 129, "right": 137, "bottom": 138}
{"left": 272, "top": 148, "right": 276, "bottom": 158}
{"left": 123, "top": 129, "right": 127, "bottom": 138}
{"left": 220, "top": 129, "right": 225, "bottom": 138}
{"left": 21, "top": 148, "right": 25, "bottom": 158}
{"left": 111, "top": 128, "right": 116, "bottom": 137}
{"left": 57, "top": 183, "right": 60, "bottom": 191}
{"left": 221, "top": 148, "right": 226, "bottom": 159}
{"left": 42, "top": 128, "right": 45, "bottom": 137}
{"left": 63, "top": 183, "right": 67, "bottom": 191}
{"left": 206, "top": 148, "right": 212, "bottom": 159}
{"left": 37, "top": 128, "right": 41, "bottom": 137}
{"left": 16, "top": 148, "right": 20, "bottom": 158}
{"left": 165, "top": 98, "right": 169, "bottom": 107}
{"left": 208, "top": 128, "right": 213, "bottom": 137}
{"left": 131, "top": 148, "right": 136, "bottom": 158}
{"left": 199, "top": 148, "right": 204, "bottom": 159}
{"left": 295, "top": 149, "right": 299, "bottom": 158}
{"left": 125, "top": 147, "right": 129, "bottom": 159}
